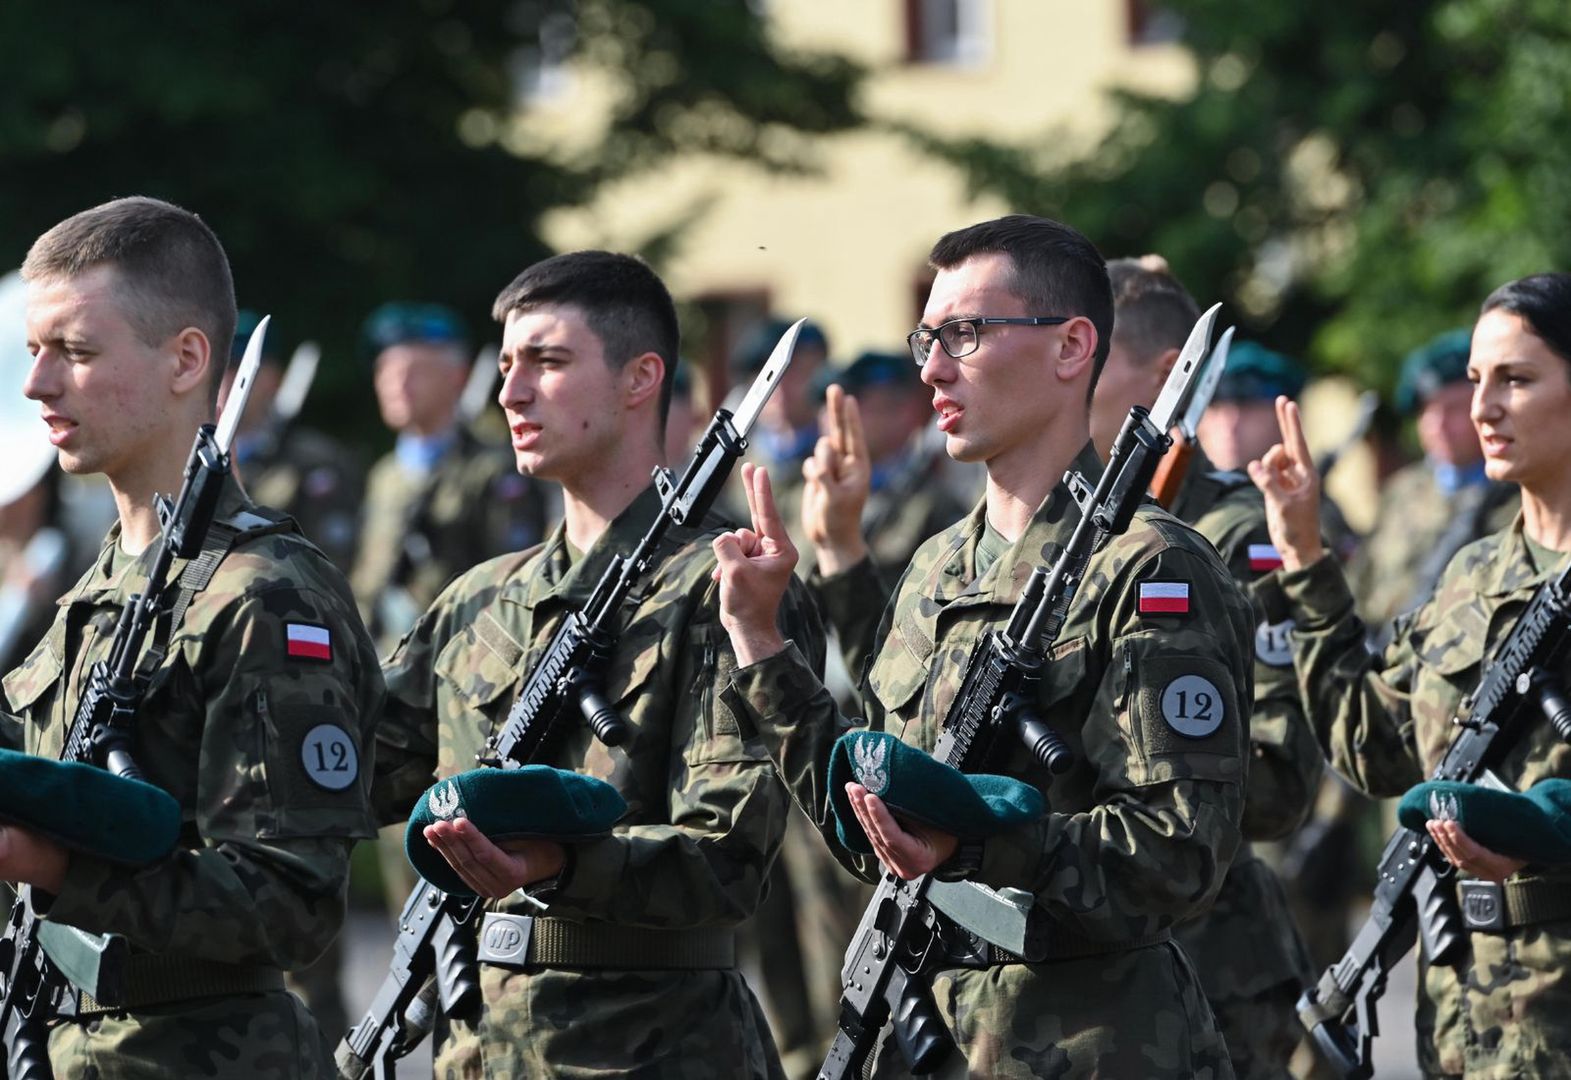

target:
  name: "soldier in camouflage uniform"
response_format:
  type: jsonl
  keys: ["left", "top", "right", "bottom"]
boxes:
{"left": 1250, "top": 272, "right": 1571, "bottom": 1078}
{"left": 1349, "top": 329, "right": 1519, "bottom": 630}
{"left": 370, "top": 251, "right": 824, "bottom": 1078}
{"left": 715, "top": 215, "right": 1254, "bottom": 1079}
{"left": 0, "top": 197, "right": 382, "bottom": 1077}
{"left": 1096, "top": 257, "right": 1320, "bottom": 1078}
{"left": 350, "top": 301, "right": 552, "bottom": 654}
{"left": 225, "top": 310, "right": 365, "bottom": 574}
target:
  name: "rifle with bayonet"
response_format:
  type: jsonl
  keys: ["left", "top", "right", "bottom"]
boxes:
{"left": 336, "top": 320, "right": 807, "bottom": 1080}
{"left": 0, "top": 317, "right": 271, "bottom": 1080}
{"left": 1298, "top": 558, "right": 1571, "bottom": 1079}
{"left": 818, "top": 303, "right": 1222, "bottom": 1080}
{"left": 1149, "top": 325, "right": 1234, "bottom": 508}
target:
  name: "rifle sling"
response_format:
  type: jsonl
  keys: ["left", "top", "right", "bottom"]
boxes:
{"left": 76, "top": 957, "right": 283, "bottom": 1016}
{"left": 476, "top": 913, "right": 734, "bottom": 971}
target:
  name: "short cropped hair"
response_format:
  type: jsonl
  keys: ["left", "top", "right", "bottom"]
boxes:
{"left": 22, "top": 196, "right": 237, "bottom": 397}
{"left": 492, "top": 251, "right": 681, "bottom": 423}
{"left": 1106, "top": 255, "right": 1200, "bottom": 364}
{"left": 929, "top": 215, "right": 1114, "bottom": 400}
{"left": 1480, "top": 272, "right": 1571, "bottom": 366}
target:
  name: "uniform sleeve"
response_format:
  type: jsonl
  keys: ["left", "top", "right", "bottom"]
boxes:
{"left": 540, "top": 576, "right": 829, "bottom": 927}
{"left": 371, "top": 594, "right": 454, "bottom": 826}
{"left": 809, "top": 555, "right": 894, "bottom": 692}
{"left": 1270, "top": 553, "right": 1425, "bottom": 797}
{"left": 41, "top": 584, "right": 383, "bottom": 971}
{"left": 972, "top": 546, "right": 1253, "bottom": 941}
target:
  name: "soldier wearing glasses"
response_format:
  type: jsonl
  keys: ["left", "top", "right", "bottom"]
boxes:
{"left": 715, "top": 214, "right": 1253, "bottom": 1078}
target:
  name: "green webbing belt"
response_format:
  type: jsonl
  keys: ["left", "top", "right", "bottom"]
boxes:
{"left": 77, "top": 957, "right": 284, "bottom": 1016}
{"left": 1502, "top": 877, "right": 1571, "bottom": 929}
{"left": 480, "top": 914, "right": 736, "bottom": 970}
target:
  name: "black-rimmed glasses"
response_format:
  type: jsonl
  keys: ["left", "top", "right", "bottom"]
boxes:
{"left": 907, "top": 317, "right": 1070, "bottom": 365}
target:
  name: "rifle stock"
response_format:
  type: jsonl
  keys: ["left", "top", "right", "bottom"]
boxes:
{"left": 1149, "top": 436, "right": 1194, "bottom": 509}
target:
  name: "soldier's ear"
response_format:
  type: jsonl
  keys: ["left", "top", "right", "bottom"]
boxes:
{"left": 623, "top": 351, "right": 664, "bottom": 410}
{"left": 1053, "top": 316, "right": 1097, "bottom": 384}
{"left": 168, "top": 325, "right": 211, "bottom": 400}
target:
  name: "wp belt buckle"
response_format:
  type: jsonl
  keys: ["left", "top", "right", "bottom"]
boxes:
{"left": 1458, "top": 880, "right": 1506, "bottom": 931}
{"left": 477, "top": 912, "right": 535, "bottom": 967}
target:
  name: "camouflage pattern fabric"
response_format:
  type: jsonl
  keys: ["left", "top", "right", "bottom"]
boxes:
{"left": 1274, "top": 514, "right": 1571, "bottom": 1077}
{"left": 350, "top": 429, "right": 553, "bottom": 653}
{"left": 0, "top": 484, "right": 384, "bottom": 1079}
{"left": 729, "top": 443, "right": 1254, "bottom": 1079}
{"left": 1346, "top": 461, "right": 1520, "bottom": 629}
{"left": 372, "top": 483, "right": 826, "bottom": 1079}
{"left": 237, "top": 426, "right": 365, "bottom": 574}
{"left": 1168, "top": 454, "right": 1321, "bottom": 1079}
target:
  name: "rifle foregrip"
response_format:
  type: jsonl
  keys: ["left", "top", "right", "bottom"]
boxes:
{"left": 886, "top": 964, "right": 952, "bottom": 1075}
{"left": 432, "top": 916, "right": 481, "bottom": 1025}
{"left": 1001, "top": 692, "right": 1073, "bottom": 775}
{"left": 1524, "top": 669, "right": 1571, "bottom": 743}
{"left": 1414, "top": 864, "right": 1465, "bottom": 968}
{"left": 576, "top": 683, "right": 627, "bottom": 747}
{"left": 5, "top": 1018, "right": 54, "bottom": 1080}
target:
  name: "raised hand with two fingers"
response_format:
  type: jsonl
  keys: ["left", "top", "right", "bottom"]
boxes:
{"left": 712, "top": 462, "right": 800, "bottom": 666}
{"left": 801, "top": 383, "right": 871, "bottom": 574}
{"left": 1245, "top": 395, "right": 1328, "bottom": 571}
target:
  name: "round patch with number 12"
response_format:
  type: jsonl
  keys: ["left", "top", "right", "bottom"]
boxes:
{"left": 1160, "top": 675, "right": 1224, "bottom": 738}
{"left": 301, "top": 723, "right": 359, "bottom": 791}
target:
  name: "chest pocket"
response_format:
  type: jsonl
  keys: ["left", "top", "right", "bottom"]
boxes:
{"left": 868, "top": 619, "right": 934, "bottom": 725}
{"left": 3, "top": 624, "right": 66, "bottom": 748}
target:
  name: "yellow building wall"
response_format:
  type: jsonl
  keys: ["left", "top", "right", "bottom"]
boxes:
{"left": 525, "top": 1, "right": 1194, "bottom": 361}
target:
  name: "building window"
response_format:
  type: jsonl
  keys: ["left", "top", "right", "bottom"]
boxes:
{"left": 905, "top": 0, "right": 990, "bottom": 66}
{"left": 1126, "top": 0, "right": 1184, "bottom": 46}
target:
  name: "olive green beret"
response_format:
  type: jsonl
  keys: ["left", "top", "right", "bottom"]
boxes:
{"left": 1398, "top": 778, "right": 1571, "bottom": 864}
{"left": 406, "top": 765, "right": 627, "bottom": 896}
{"left": 0, "top": 749, "right": 181, "bottom": 866}
{"left": 827, "top": 731, "right": 1046, "bottom": 855}
{"left": 1212, "top": 340, "right": 1307, "bottom": 403}
{"left": 1395, "top": 329, "right": 1471, "bottom": 415}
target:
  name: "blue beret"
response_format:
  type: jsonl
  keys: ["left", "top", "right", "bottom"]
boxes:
{"left": 361, "top": 302, "right": 469, "bottom": 362}
{"left": 731, "top": 317, "right": 827, "bottom": 374}
{"left": 1398, "top": 778, "right": 1571, "bottom": 864}
{"left": 406, "top": 766, "right": 627, "bottom": 897}
{"left": 0, "top": 749, "right": 181, "bottom": 866}
{"left": 827, "top": 731, "right": 1046, "bottom": 855}
{"left": 1212, "top": 341, "right": 1307, "bottom": 403}
{"left": 1395, "top": 329, "right": 1472, "bottom": 415}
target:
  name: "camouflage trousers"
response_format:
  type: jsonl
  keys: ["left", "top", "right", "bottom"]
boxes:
{"left": 434, "top": 964, "right": 786, "bottom": 1079}
{"left": 864, "top": 941, "right": 1234, "bottom": 1079}
{"left": 48, "top": 990, "right": 329, "bottom": 1079}
{"left": 1210, "top": 981, "right": 1303, "bottom": 1080}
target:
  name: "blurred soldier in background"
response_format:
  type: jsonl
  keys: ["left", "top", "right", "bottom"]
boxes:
{"left": 224, "top": 310, "right": 364, "bottom": 573}
{"left": 1349, "top": 329, "right": 1519, "bottom": 630}
{"left": 1095, "top": 256, "right": 1319, "bottom": 1078}
{"left": 349, "top": 300, "right": 553, "bottom": 653}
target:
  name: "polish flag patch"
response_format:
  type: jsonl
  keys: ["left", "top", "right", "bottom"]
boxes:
{"left": 1248, "top": 543, "right": 1284, "bottom": 572}
{"left": 1138, "top": 582, "right": 1191, "bottom": 615}
{"left": 286, "top": 623, "right": 332, "bottom": 662}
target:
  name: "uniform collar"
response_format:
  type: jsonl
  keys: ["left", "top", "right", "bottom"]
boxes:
{"left": 505, "top": 484, "right": 668, "bottom": 611}
{"left": 929, "top": 442, "right": 1102, "bottom": 607}
{"left": 1485, "top": 512, "right": 1567, "bottom": 597}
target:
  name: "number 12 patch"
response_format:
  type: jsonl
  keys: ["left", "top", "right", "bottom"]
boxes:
{"left": 301, "top": 723, "right": 359, "bottom": 791}
{"left": 1160, "top": 675, "right": 1224, "bottom": 738}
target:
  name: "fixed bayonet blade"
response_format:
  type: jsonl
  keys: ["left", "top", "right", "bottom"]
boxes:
{"left": 1178, "top": 325, "right": 1234, "bottom": 440}
{"left": 1149, "top": 301, "right": 1220, "bottom": 433}
{"left": 272, "top": 340, "right": 320, "bottom": 427}
{"left": 729, "top": 318, "right": 805, "bottom": 439}
{"left": 215, "top": 313, "right": 268, "bottom": 455}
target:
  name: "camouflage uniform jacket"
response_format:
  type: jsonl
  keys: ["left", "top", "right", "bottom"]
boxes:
{"left": 1347, "top": 460, "right": 1519, "bottom": 628}
{"left": 0, "top": 484, "right": 383, "bottom": 1079}
{"left": 350, "top": 428, "right": 552, "bottom": 652}
{"left": 237, "top": 425, "right": 366, "bottom": 574}
{"left": 731, "top": 443, "right": 1254, "bottom": 1079}
{"left": 1274, "top": 516, "right": 1571, "bottom": 1077}
{"left": 1167, "top": 454, "right": 1320, "bottom": 1076}
{"left": 372, "top": 483, "right": 825, "bottom": 1079}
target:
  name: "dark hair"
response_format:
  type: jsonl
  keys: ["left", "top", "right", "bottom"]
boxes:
{"left": 928, "top": 215, "right": 1114, "bottom": 401}
{"left": 492, "top": 251, "right": 681, "bottom": 424}
{"left": 1106, "top": 256, "right": 1200, "bottom": 363}
{"left": 21, "top": 196, "right": 237, "bottom": 399}
{"left": 1479, "top": 273, "right": 1571, "bottom": 364}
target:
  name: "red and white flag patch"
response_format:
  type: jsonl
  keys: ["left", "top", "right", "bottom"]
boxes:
{"left": 1138, "top": 582, "right": 1191, "bottom": 615}
{"left": 1248, "top": 543, "right": 1284, "bottom": 572}
{"left": 286, "top": 623, "right": 332, "bottom": 662}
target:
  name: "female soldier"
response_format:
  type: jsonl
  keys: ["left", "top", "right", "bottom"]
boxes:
{"left": 1249, "top": 272, "right": 1571, "bottom": 1078}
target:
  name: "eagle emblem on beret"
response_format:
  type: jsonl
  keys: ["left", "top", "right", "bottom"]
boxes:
{"left": 429, "top": 780, "right": 466, "bottom": 821}
{"left": 1428, "top": 789, "right": 1459, "bottom": 823}
{"left": 852, "top": 735, "right": 890, "bottom": 794}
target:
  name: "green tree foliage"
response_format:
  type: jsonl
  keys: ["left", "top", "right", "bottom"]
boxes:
{"left": 903, "top": 0, "right": 1571, "bottom": 388}
{"left": 0, "top": 0, "right": 860, "bottom": 435}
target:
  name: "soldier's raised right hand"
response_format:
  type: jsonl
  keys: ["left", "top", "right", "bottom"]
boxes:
{"left": 1247, "top": 395, "right": 1327, "bottom": 571}
{"left": 713, "top": 462, "right": 798, "bottom": 666}
{"left": 801, "top": 383, "right": 871, "bottom": 574}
